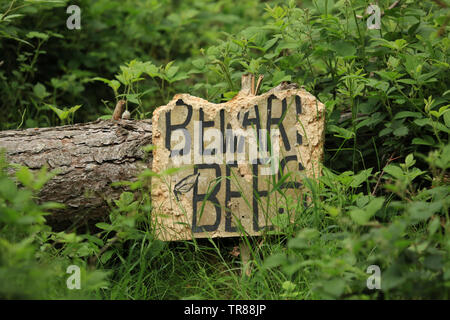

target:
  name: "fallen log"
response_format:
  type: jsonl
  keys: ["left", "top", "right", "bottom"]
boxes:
{"left": 0, "top": 119, "right": 152, "bottom": 230}
{"left": 0, "top": 77, "right": 324, "bottom": 234}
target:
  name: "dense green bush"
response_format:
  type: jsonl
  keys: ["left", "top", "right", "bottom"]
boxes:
{"left": 0, "top": 0, "right": 448, "bottom": 299}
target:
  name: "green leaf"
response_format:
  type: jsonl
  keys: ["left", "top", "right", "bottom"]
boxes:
{"left": 100, "top": 250, "right": 115, "bottom": 264}
{"left": 379, "top": 38, "right": 408, "bottom": 51}
{"left": 393, "top": 126, "right": 408, "bottom": 137}
{"left": 26, "top": 31, "right": 49, "bottom": 41}
{"left": 68, "top": 105, "right": 82, "bottom": 114}
{"left": 125, "top": 93, "right": 140, "bottom": 104}
{"left": 248, "top": 59, "right": 260, "bottom": 74}
{"left": 85, "top": 269, "right": 110, "bottom": 290}
{"left": 408, "top": 201, "right": 442, "bottom": 221}
{"left": 383, "top": 265, "right": 406, "bottom": 290}
{"left": 322, "top": 279, "right": 346, "bottom": 298}
{"left": 117, "top": 192, "right": 134, "bottom": 207}
{"left": 350, "top": 168, "right": 372, "bottom": 188}
{"left": 388, "top": 56, "right": 400, "bottom": 68}
{"left": 0, "top": 177, "right": 18, "bottom": 200}
{"left": 282, "top": 280, "right": 296, "bottom": 292}
{"left": 263, "top": 37, "right": 280, "bottom": 52}
{"left": 144, "top": 64, "right": 160, "bottom": 78}
{"left": 115, "top": 74, "right": 128, "bottom": 85}
{"left": 434, "top": 121, "right": 450, "bottom": 134}
{"left": 328, "top": 125, "right": 354, "bottom": 139}
{"left": 412, "top": 136, "right": 434, "bottom": 146}
{"left": 168, "top": 72, "right": 189, "bottom": 83}
{"left": 192, "top": 59, "right": 205, "bottom": 70}
{"left": 96, "top": 222, "right": 113, "bottom": 231}
{"left": 2, "top": 14, "right": 23, "bottom": 22}
{"left": 414, "top": 118, "right": 430, "bottom": 126}
{"left": 288, "top": 228, "right": 320, "bottom": 249}
{"left": 47, "top": 104, "right": 69, "bottom": 121}
{"left": 331, "top": 40, "right": 356, "bottom": 57}
{"left": 97, "top": 115, "right": 112, "bottom": 120}
{"left": 108, "top": 80, "right": 121, "bottom": 94}
{"left": 92, "top": 77, "right": 112, "bottom": 84}
{"left": 423, "top": 254, "right": 443, "bottom": 271}
{"left": 271, "top": 213, "right": 289, "bottom": 229}
{"left": 40, "top": 201, "right": 65, "bottom": 210}
{"left": 288, "top": 237, "right": 309, "bottom": 249}
{"left": 81, "top": 235, "right": 103, "bottom": 247}
{"left": 272, "top": 70, "right": 291, "bottom": 86}
{"left": 444, "top": 110, "right": 450, "bottom": 127}
{"left": 76, "top": 244, "right": 93, "bottom": 257}
{"left": 366, "top": 79, "right": 389, "bottom": 92}
{"left": 384, "top": 165, "right": 404, "bottom": 179}
{"left": 350, "top": 197, "right": 384, "bottom": 225}
{"left": 375, "top": 70, "right": 403, "bottom": 81}
{"left": 379, "top": 127, "right": 392, "bottom": 137}
{"left": 393, "top": 111, "right": 422, "bottom": 119}
{"left": 263, "top": 253, "right": 287, "bottom": 269}
{"left": 16, "top": 166, "right": 33, "bottom": 189}
{"left": 166, "top": 65, "right": 179, "bottom": 79}
{"left": 223, "top": 91, "right": 238, "bottom": 100}
{"left": 428, "top": 218, "right": 440, "bottom": 235}
{"left": 405, "top": 153, "right": 415, "bottom": 168}
{"left": 407, "top": 167, "right": 425, "bottom": 181}
{"left": 297, "top": 228, "right": 320, "bottom": 240}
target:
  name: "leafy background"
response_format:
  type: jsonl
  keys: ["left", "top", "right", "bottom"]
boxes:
{"left": 0, "top": 0, "right": 449, "bottom": 299}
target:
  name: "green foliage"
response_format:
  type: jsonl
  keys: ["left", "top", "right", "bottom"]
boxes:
{"left": 0, "top": 0, "right": 449, "bottom": 300}
{"left": 94, "top": 59, "right": 189, "bottom": 119}
{"left": 0, "top": 151, "right": 109, "bottom": 299}
{"left": 261, "top": 148, "right": 449, "bottom": 299}
{"left": 0, "top": 0, "right": 265, "bottom": 128}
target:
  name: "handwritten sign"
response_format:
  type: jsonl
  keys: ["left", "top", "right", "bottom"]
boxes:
{"left": 151, "top": 86, "right": 325, "bottom": 240}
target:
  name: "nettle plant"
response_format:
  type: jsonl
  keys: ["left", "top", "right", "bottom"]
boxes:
{"left": 184, "top": 0, "right": 449, "bottom": 171}
{"left": 94, "top": 59, "right": 189, "bottom": 119}
{"left": 0, "top": 152, "right": 109, "bottom": 299}
{"left": 260, "top": 148, "right": 449, "bottom": 299}
{"left": 187, "top": 0, "right": 449, "bottom": 299}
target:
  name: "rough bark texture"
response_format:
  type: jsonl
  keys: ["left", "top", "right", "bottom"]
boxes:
{"left": 0, "top": 119, "right": 152, "bottom": 230}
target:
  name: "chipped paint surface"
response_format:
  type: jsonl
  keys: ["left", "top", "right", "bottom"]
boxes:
{"left": 151, "top": 88, "right": 325, "bottom": 240}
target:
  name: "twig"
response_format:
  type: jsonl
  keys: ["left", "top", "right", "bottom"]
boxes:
{"left": 251, "top": 74, "right": 255, "bottom": 95}
{"left": 240, "top": 240, "right": 252, "bottom": 277}
{"left": 388, "top": 0, "right": 401, "bottom": 10}
{"left": 430, "top": 0, "right": 447, "bottom": 8}
{"left": 339, "top": 111, "right": 366, "bottom": 123}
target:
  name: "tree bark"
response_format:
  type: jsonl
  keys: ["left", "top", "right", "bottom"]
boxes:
{"left": 0, "top": 119, "right": 152, "bottom": 230}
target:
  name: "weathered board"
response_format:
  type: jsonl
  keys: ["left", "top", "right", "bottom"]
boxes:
{"left": 151, "top": 83, "right": 325, "bottom": 240}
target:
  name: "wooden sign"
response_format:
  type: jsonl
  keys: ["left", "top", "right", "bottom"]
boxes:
{"left": 151, "top": 77, "right": 325, "bottom": 240}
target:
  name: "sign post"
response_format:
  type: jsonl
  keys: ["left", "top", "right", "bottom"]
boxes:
{"left": 151, "top": 75, "right": 325, "bottom": 241}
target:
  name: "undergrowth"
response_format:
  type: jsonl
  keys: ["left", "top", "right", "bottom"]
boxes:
{"left": 0, "top": 0, "right": 449, "bottom": 299}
